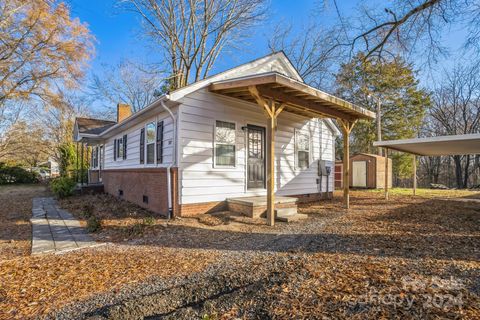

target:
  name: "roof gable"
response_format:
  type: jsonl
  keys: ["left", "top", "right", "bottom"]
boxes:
{"left": 169, "top": 51, "right": 303, "bottom": 101}
{"left": 74, "top": 117, "right": 116, "bottom": 140}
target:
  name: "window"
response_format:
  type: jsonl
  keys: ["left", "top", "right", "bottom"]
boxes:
{"left": 117, "top": 137, "right": 123, "bottom": 159}
{"left": 113, "top": 135, "right": 127, "bottom": 161}
{"left": 214, "top": 120, "right": 236, "bottom": 167}
{"left": 146, "top": 122, "right": 156, "bottom": 164}
{"left": 295, "top": 129, "right": 310, "bottom": 169}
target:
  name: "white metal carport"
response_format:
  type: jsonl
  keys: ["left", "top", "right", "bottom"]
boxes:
{"left": 373, "top": 133, "right": 480, "bottom": 198}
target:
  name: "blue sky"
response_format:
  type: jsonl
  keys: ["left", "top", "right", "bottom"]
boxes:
{"left": 70, "top": 0, "right": 353, "bottom": 77}
{"left": 69, "top": 0, "right": 466, "bottom": 90}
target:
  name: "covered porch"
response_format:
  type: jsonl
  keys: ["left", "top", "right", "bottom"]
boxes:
{"left": 209, "top": 72, "right": 376, "bottom": 226}
{"left": 73, "top": 117, "right": 115, "bottom": 187}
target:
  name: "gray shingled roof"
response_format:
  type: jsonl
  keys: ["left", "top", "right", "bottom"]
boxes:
{"left": 76, "top": 117, "right": 116, "bottom": 135}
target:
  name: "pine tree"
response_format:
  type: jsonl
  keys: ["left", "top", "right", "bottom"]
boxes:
{"left": 335, "top": 53, "right": 431, "bottom": 181}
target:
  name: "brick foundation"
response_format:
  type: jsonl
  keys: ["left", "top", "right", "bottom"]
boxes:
{"left": 102, "top": 168, "right": 173, "bottom": 216}
{"left": 179, "top": 201, "right": 227, "bottom": 217}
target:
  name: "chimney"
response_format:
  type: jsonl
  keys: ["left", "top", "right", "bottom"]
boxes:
{"left": 117, "top": 103, "right": 132, "bottom": 123}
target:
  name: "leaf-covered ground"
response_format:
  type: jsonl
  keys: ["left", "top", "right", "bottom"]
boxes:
{"left": 0, "top": 186, "right": 479, "bottom": 319}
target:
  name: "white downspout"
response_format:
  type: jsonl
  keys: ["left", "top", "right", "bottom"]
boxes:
{"left": 160, "top": 96, "right": 176, "bottom": 219}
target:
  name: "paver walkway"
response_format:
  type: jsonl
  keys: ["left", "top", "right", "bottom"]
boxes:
{"left": 31, "top": 197, "right": 98, "bottom": 254}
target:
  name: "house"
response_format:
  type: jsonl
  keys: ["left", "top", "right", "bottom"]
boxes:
{"left": 335, "top": 153, "right": 392, "bottom": 189}
{"left": 74, "top": 52, "right": 375, "bottom": 224}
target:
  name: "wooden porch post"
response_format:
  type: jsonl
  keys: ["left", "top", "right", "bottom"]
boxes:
{"left": 76, "top": 141, "right": 79, "bottom": 183}
{"left": 248, "top": 86, "right": 285, "bottom": 226}
{"left": 339, "top": 120, "right": 356, "bottom": 209}
{"left": 267, "top": 103, "right": 276, "bottom": 226}
{"left": 413, "top": 154, "right": 417, "bottom": 196}
{"left": 384, "top": 147, "right": 389, "bottom": 200}
{"left": 80, "top": 142, "right": 84, "bottom": 186}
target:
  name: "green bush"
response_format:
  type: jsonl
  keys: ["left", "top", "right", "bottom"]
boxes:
{"left": 86, "top": 216, "right": 101, "bottom": 232}
{"left": 0, "top": 163, "right": 40, "bottom": 185}
{"left": 50, "top": 176, "right": 76, "bottom": 198}
{"left": 143, "top": 216, "right": 156, "bottom": 226}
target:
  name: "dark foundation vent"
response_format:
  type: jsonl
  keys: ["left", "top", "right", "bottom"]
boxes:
{"left": 143, "top": 195, "right": 148, "bottom": 204}
{"left": 118, "top": 189, "right": 123, "bottom": 196}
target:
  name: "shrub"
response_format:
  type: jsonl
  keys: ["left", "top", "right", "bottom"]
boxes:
{"left": 50, "top": 176, "right": 76, "bottom": 198}
{"left": 143, "top": 216, "right": 155, "bottom": 226}
{"left": 0, "top": 163, "right": 40, "bottom": 185}
{"left": 86, "top": 216, "right": 101, "bottom": 232}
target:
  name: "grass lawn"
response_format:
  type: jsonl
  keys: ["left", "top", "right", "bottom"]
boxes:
{"left": 364, "top": 187, "right": 480, "bottom": 198}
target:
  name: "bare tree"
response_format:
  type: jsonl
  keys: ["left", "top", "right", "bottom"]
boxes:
{"left": 0, "top": 102, "right": 50, "bottom": 165}
{"left": 37, "top": 89, "right": 92, "bottom": 166}
{"left": 90, "top": 60, "right": 165, "bottom": 114}
{"left": 429, "top": 64, "right": 480, "bottom": 188}
{"left": 0, "top": 0, "right": 94, "bottom": 106}
{"left": 330, "top": 0, "right": 479, "bottom": 62}
{"left": 120, "top": 0, "right": 267, "bottom": 89}
{"left": 268, "top": 22, "right": 344, "bottom": 89}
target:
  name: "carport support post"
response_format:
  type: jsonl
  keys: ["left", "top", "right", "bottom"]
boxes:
{"left": 384, "top": 148, "right": 389, "bottom": 200}
{"left": 413, "top": 154, "right": 417, "bottom": 196}
{"left": 339, "top": 119, "right": 356, "bottom": 209}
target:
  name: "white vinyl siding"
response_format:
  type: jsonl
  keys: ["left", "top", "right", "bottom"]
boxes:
{"left": 178, "top": 89, "right": 336, "bottom": 204}
{"left": 103, "top": 110, "right": 176, "bottom": 169}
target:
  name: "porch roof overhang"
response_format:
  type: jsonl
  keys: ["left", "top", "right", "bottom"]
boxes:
{"left": 373, "top": 134, "right": 480, "bottom": 156}
{"left": 209, "top": 72, "right": 376, "bottom": 122}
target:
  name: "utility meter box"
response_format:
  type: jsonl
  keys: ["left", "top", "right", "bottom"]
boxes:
{"left": 318, "top": 160, "right": 329, "bottom": 176}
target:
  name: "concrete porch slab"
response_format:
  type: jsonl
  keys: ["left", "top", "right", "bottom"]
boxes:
{"left": 226, "top": 196, "right": 298, "bottom": 218}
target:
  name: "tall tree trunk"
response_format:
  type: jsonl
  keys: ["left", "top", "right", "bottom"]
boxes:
{"left": 453, "top": 155, "right": 463, "bottom": 188}
{"left": 463, "top": 155, "right": 470, "bottom": 188}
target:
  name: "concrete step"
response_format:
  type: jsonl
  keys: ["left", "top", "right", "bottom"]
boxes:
{"left": 275, "top": 207, "right": 308, "bottom": 222}
{"left": 276, "top": 213, "right": 308, "bottom": 223}
{"left": 275, "top": 207, "right": 297, "bottom": 216}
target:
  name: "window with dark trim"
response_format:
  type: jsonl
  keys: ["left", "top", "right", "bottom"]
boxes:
{"left": 214, "top": 120, "right": 236, "bottom": 167}
{"left": 156, "top": 121, "right": 164, "bottom": 163}
{"left": 140, "top": 128, "right": 145, "bottom": 164}
{"left": 116, "top": 137, "right": 123, "bottom": 160}
{"left": 146, "top": 122, "right": 155, "bottom": 164}
{"left": 122, "top": 134, "right": 127, "bottom": 160}
{"left": 113, "top": 139, "right": 117, "bottom": 161}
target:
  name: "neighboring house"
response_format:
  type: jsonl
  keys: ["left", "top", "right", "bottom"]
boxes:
{"left": 74, "top": 52, "right": 374, "bottom": 218}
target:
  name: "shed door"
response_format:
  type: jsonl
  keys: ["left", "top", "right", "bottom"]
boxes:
{"left": 247, "top": 125, "right": 265, "bottom": 189}
{"left": 352, "top": 161, "right": 367, "bottom": 187}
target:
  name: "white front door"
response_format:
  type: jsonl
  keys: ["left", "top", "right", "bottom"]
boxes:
{"left": 352, "top": 161, "right": 367, "bottom": 187}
